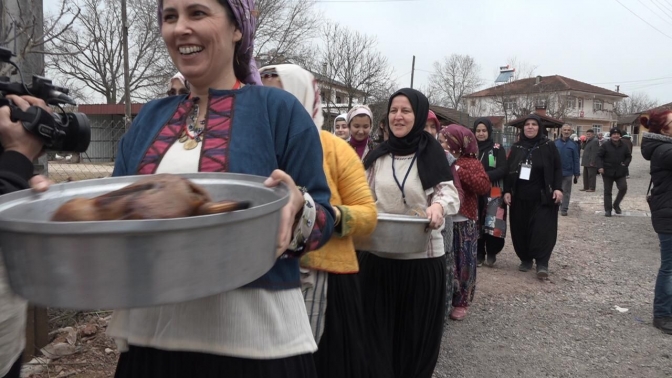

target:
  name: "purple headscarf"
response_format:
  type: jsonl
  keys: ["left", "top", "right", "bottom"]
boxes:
{"left": 440, "top": 124, "right": 479, "bottom": 158}
{"left": 157, "top": 0, "right": 262, "bottom": 86}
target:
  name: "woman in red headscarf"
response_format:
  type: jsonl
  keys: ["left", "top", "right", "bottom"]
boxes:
{"left": 440, "top": 125, "right": 491, "bottom": 321}
{"left": 425, "top": 110, "right": 440, "bottom": 138}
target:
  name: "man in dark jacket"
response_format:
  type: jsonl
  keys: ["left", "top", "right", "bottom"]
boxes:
{"left": 0, "top": 95, "right": 50, "bottom": 378}
{"left": 580, "top": 129, "right": 599, "bottom": 192}
{"left": 622, "top": 134, "right": 634, "bottom": 178}
{"left": 555, "top": 124, "right": 580, "bottom": 216}
{"left": 596, "top": 128, "right": 632, "bottom": 217}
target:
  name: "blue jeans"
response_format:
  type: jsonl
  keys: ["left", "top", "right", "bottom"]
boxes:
{"left": 654, "top": 233, "right": 672, "bottom": 318}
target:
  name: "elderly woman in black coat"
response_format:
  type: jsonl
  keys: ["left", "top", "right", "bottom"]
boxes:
{"left": 503, "top": 115, "right": 563, "bottom": 279}
{"left": 641, "top": 110, "right": 672, "bottom": 335}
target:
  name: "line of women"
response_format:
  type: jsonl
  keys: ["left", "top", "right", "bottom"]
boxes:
{"left": 252, "top": 65, "right": 565, "bottom": 377}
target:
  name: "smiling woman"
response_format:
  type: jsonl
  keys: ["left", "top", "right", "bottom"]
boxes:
{"left": 359, "top": 88, "right": 460, "bottom": 378}
{"left": 347, "top": 105, "right": 375, "bottom": 160}
{"left": 105, "top": 0, "right": 336, "bottom": 377}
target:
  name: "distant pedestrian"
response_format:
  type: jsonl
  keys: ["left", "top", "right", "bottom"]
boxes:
{"left": 596, "top": 128, "right": 632, "bottom": 217}
{"left": 555, "top": 124, "right": 580, "bottom": 216}
{"left": 597, "top": 132, "right": 605, "bottom": 146}
{"left": 580, "top": 129, "right": 599, "bottom": 192}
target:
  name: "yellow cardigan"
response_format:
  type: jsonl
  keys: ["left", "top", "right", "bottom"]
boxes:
{"left": 300, "top": 131, "right": 378, "bottom": 274}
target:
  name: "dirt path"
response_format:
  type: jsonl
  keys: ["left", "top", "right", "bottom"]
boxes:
{"left": 435, "top": 146, "right": 672, "bottom": 378}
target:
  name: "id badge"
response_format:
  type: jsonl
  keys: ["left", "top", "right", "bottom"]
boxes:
{"left": 519, "top": 164, "right": 532, "bottom": 180}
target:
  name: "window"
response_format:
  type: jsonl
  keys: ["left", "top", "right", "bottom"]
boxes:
{"left": 320, "top": 91, "right": 326, "bottom": 102}
{"left": 504, "top": 101, "right": 516, "bottom": 111}
{"left": 566, "top": 96, "right": 576, "bottom": 109}
{"left": 593, "top": 124, "right": 602, "bottom": 134}
{"left": 593, "top": 99, "right": 603, "bottom": 111}
{"left": 470, "top": 100, "right": 476, "bottom": 107}
{"left": 336, "top": 96, "right": 342, "bottom": 104}
{"left": 577, "top": 98, "right": 584, "bottom": 109}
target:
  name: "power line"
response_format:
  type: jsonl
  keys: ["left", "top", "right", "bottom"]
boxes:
{"left": 591, "top": 76, "right": 672, "bottom": 84}
{"left": 613, "top": 0, "right": 672, "bottom": 40}
{"left": 652, "top": 0, "right": 672, "bottom": 16}
{"left": 636, "top": 0, "right": 672, "bottom": 26}
{"left": 649, "top": 0, "right": 672, "bottom": 22}
{"left": 626, "top": 79, "right": 672, "bottom": 90}
{"left": 393, "top": 71, "right": 412, "bottom": 81}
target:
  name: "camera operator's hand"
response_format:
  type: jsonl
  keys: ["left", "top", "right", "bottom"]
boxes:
{"left": 29, "top": 175, "right": 52, "bottom": 192}
{"left": 0, "top": 95, "right": 48, "bottom": 161}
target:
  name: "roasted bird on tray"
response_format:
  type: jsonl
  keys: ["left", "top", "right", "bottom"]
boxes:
{"left": 51, "top": 174, "right": 251, "bottom": 221}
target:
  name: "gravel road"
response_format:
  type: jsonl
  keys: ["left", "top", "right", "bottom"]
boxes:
{"left": 435, "top": 146, "right": 672, "bottom": 378}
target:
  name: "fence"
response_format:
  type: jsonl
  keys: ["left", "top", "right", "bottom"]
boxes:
{"left": 491, "top": 129, "right": 519, "bottom": 153}
{"left": 47, "top": 120, "right": 126, "bottom": 183}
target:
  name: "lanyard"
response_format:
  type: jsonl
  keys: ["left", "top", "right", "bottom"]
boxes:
{"left": 392, "top": 152, "right": 418, "bottom": 205}
{"left": 524, "top": 142, "right": 539, "bottom": 164}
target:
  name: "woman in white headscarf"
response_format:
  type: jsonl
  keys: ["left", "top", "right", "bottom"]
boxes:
{"left": 260, "top": 63, "right": 377, "bottom": 378}
{"left": 347, "top": 105, "right": 376, "bottom": 161}
{"left": 333, "top": 113, "right": 350, "bottom": 141}
{"left": 167, "top": 72, "right": 189, "bottom": 96}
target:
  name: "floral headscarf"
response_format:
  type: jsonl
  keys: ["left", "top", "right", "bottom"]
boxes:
{"left": 440, "top": 124, "right": 479, "bottom": 157}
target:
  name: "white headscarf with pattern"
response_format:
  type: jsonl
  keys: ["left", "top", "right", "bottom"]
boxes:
{"left": 259, "top": 64, "right": 324, "bottom": 130}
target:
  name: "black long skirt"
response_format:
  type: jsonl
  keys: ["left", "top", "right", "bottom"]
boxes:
{"left": 114, "top": 346, "right": 317, "bottom": 378}
{"left": 509, "top": 198, "right": 558, "bottom": 267}
{"left": 313, "top": 273, "right": 369, "bottom": 378}
{"left": 358, "top": 252, "right": 446, "bottom": 378}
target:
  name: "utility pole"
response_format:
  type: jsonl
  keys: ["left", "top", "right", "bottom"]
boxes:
{"left": 121, "top": 0, "right": 132, "bottom": 130}
{"left": 410, "top": 55, "right": 415, "bottom": 89}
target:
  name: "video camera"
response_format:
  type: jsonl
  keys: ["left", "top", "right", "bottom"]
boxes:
{"left": 0, "top": 46, "right": 90, "bottom": 153}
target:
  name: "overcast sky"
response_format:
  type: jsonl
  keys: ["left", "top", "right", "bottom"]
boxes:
{"left": 314, "top": 0, "right": 672, "bottom": 103}
{"left": 44, "top": 0, "right": 672, "bottom": 104}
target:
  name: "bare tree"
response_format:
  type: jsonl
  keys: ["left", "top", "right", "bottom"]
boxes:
{"left": 45, "top": 0, "right": 174, "bottom": 104}
{"left": 254, "top": 0, "right": 320, "bottom": 66}
{"left": 318, "top": 22, "right": 393, "bottom": 109}
{"left": 0, "top": 0, "right": 79, "bottom": 77}
{"left": 429, "top": 54, "right": 483, "bottom": 111}
{"left": 614, "top": 91, "right": 658, "bottom": 116}
{"left": 419, "top": 84, "right": 442, "bottom": 106}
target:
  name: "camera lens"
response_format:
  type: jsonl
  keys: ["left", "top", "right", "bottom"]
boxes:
{"left": 60, "top": 113, "right": 91, "bottom": 152}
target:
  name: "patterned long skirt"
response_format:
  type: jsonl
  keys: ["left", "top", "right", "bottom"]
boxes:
{"left": 452, "top": 220, "right": 479, "bottom": 308}
{"left": 442, "top": 217, "right": 455, "bottom": 317}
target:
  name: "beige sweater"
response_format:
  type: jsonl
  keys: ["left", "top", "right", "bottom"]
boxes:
{"left": 367, "top": 153, "right": 460, "bottom": 260}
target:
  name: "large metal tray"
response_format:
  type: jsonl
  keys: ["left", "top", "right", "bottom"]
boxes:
{"left": 353, "top": 213, "right": 431, "bottom": 254}
{"left": 0, "top": 173, "right": 288, "bottom": 310}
